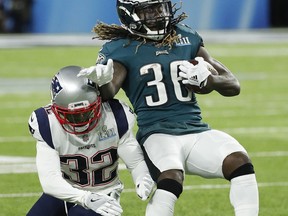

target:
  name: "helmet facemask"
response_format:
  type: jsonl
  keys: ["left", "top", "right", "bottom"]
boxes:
{"left": 117, "top": 0, "right": 173, "bottom": 41}
{"left": 52, "top": 97, "right": 101, "bottom": 135}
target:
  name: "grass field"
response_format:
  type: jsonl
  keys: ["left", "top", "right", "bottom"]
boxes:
{"left": 0, "top": 39, "right": 288, "bottom": 215}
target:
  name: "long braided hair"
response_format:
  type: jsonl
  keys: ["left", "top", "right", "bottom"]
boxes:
{"left": 92, "top": 2, "right": 187, "bottom": 51}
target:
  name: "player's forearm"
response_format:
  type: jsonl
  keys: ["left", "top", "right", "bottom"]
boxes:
{"left": 208, "top": 73, "right": 241, "bottom": 96}
{"left": 36, "top": 141, "right": 89, "bottom": 206}
{"left": 99, "top": 82, "right": 118, "bottom": 101}
{"left": 131, "top": 160, "right": 151, "bottom": 185}
{"left": 39, "top": 169, "right": 89, "bottom": 206}
{"left": 118, "top": 137, "right": 150, "bottom": 184}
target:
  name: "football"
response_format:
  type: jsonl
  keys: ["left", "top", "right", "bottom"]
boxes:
{"left": 184, "top": 58, "right": 218, "bottom": 93}
{"left": 189, "top": 58, "right": 218, "bottom": 75}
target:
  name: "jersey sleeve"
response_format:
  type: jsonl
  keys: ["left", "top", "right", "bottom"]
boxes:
{"left": 117, "top": 130, "right": 151, "bottom": 185}
{"left": 96, "top": 39, "right": 134, "bottom": 67}
{"left": 96, "top": 44, "right": 109, "bottom": 65}
{"left": 120, "top": 100, "right": 136, "bottom": 132}
{"left": 28, "top": 107, "right": 57, "bottom": 149}
{"left": 115, "top": 101, "right": 151, "bottom": 185}
{"left": 28, "top": 111, "right": 44, "bottom": 142}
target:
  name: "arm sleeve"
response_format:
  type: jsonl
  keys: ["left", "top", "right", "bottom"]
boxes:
{"left": 117, "top": 132, "right": 150, "bottom": 185}
{"left": 117, "top": 102, "right": 151, "bottom": 185}
{"left": 36, "top": 141, "right": 90, "bottom": 206}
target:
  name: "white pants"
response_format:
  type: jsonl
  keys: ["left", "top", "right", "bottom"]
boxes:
{"left": 143, "top": 129, "right": 247, "bottom": 178}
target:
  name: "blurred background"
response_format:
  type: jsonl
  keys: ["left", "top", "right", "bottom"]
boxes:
{"left": 0, "top": 0, "right": 287, "bottom": 34}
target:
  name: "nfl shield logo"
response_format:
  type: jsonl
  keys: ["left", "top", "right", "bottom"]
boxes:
{"left": 82, "top": 134, "right": 89, "bottom": 142}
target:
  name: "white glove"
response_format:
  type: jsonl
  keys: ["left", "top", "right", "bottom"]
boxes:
{"left": 136, "top": 173, "right": 155, "bottom": 201}
{"left": 84, "top": 192, "right": 123, "bottom": 216}
{"left": 179, "top": 57, "right": 211, "bottom": 88}
{"left": 78, "top": 59, "right": 114, "bottom": 87}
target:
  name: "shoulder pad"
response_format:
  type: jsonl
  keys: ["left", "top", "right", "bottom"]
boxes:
{"left": 28, "top": 111, "right": 43, "bottom": 142}
{"left": 28, "top": 106, "right": 55, "bottom": 148}
{"left": 107, "top": 99, "right": 135, "bottom": 138}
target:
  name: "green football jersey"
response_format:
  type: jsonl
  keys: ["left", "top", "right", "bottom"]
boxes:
{"left": 98, "top": 24, "right": 210, "bottom": 144}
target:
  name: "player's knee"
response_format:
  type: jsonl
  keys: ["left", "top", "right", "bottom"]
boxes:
{"left": 158, "top": 169, "right": 184, "bottom": 182}
{"left": 223, "top": 151, "right": 255, "bottom": 181}
{"left": 157, "top": 178, "right": 183, "bottom": 198}
{"left": 156, "top": 169, "right": 184, "bottom": 198}
{"left": 222, "top": 151, "right": 254, "bottom": 180}
{"left": 227, "top": 162, "right": 255, "bottom": 181}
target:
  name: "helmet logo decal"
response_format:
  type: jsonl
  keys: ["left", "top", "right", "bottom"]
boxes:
{"left": 82, "top": 134, "right": 89, "bottom": 142}
{"left": 51, "top": 76, "right": 63, "bottom": 99}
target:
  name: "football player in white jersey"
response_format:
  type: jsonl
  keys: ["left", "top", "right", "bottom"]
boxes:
{"left": 27, "top": 65, "right": 154, "bottom": 216}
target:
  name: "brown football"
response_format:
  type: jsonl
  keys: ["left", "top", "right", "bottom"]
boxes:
{"left": 184, "top": 59, "right": 218, "bottom": 93}
{"left": 189, "top": 58, "right": 218, "bottom": 75}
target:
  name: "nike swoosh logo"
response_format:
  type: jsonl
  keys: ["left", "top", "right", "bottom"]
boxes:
{"left": 90, "top": 198, "right": 101, "bottom": 202}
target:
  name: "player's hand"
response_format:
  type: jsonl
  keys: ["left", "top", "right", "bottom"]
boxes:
{"left": 179, "top": 57, "right": 211, "bottom": 88}
{"left": 78, "top": 59, "right": 114, "bottom": 87}
{"left": 136, "top": 173, "right": 155, "bottom": 201}
{"left": 84, "top": 192, "right": 123, "bottom": 216}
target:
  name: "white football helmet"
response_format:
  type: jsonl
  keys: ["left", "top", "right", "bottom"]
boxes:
{"left": 50, "top": 66, "right": 101, "bottom": 134}
{"left": 117, "top": 0, "right": 173, "bottom": 41}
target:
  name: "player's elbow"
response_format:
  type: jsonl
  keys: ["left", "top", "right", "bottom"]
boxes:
{"left": 231, "top": 80, "right": 241, "bottom": 96}
{"left": 220, "top": 82, "right": 241, "bottom": 97}
{"left": 40, "top": 179, "right": 52, "bottom": 195}
{"left": 234, "top": 83, "right": 241, "bottom": 95}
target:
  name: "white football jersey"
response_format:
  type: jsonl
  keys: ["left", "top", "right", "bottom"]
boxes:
{"left": 28, "top": 99, "right": 142, "bottom": 204}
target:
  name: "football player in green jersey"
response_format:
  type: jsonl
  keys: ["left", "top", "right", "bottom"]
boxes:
{"left": 78, "top": 0, "right": 259, "bottom": 215}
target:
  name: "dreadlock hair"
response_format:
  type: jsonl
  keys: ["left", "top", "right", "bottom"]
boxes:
{"left": 92, "top": 10, "right": 187, "bottom": 52}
